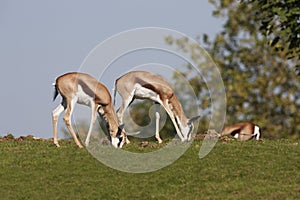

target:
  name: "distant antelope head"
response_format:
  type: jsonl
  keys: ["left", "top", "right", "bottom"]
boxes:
{"left": 114, "top": 70, "right": 201, "bottom": 143}
{"left": 52, "top": 72, "right": 126, "bottom": 148}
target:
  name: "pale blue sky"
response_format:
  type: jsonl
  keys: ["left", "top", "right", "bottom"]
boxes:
{"left": 0, "top": 0, "right": 223, "bottom": 138}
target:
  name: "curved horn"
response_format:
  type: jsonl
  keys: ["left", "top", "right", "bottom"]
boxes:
{"left": 188, "top": 115, "right": 202, "bottom": 123}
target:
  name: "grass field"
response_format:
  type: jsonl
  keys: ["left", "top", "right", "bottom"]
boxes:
{"left": 0, "top": 136, "right": 299, "bottom": 200}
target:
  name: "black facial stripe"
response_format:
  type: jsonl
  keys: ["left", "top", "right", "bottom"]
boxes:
{"left": 187, "top": 124, "right": 193, "bottom": 138}
{"left": 117, "top": 134, "right": 124, "bottom": 147}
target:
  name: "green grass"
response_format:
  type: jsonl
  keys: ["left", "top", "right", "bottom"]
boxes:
{"left": 0, "top": 138, "right": 299, "bottom": 199}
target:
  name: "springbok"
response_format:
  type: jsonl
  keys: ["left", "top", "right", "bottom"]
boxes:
{"left": 52, "top": 72, "right": 126, "bottom": 148}
{"left": 218, "top": 122, "right": 261, "bottom": 141}
{"left": 114, "top": 70, "right": 200, "bottom": 143}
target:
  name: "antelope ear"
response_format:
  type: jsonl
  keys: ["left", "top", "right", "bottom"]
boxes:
{"left": 188, "top": 115, "right": 202, "bottom": 123}
{"left": 119, "top": 124, "right": 125, "bottom": 130}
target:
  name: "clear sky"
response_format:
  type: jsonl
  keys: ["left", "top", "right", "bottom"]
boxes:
{"left": 0, "top": 0, "right": 223, "bottom": 138}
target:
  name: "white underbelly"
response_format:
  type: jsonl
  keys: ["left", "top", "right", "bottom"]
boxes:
{"left": 76, "top": 85, "right": 93, "bottom": 106}
{"left": 134, "top": 84, "right": 161, "bottom": 103}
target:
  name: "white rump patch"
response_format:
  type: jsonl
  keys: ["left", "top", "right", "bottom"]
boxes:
{"left": 253, "top": 125, "right": 260, "bottom": 140}
{"left": 233, "top": 133, "right": 239, "bottom": 139}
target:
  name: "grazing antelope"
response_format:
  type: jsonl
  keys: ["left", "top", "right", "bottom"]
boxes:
{"left": 52, "top": 72, "right": 126, "bottom": 148}
{"left": 114, "top": 70, "right": 200, "bottom": 143}
{"left": 219, "top": 122, "right": 261, "bottom": 141}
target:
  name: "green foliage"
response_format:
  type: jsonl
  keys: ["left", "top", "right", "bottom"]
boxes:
{"left": 124, "top": 100, "right": 176, "bottom": 141}
{"left": 168, "top": 0, "right": 300, "bottom": 139}
{"left": 129, "top": 100, "right": 152, "bottom": 127}
{"left": 241, "top": 0, "right": 300, "bottom": 74}
{"left": 0, "top": 139, "right": 299, "bottom": 199}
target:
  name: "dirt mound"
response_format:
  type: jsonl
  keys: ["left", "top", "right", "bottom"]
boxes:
{"left": 0, "top": 134, "right": 47, "bottom": 142}
{"left": 0, "top": 134, "right": 15, "bottom": 141}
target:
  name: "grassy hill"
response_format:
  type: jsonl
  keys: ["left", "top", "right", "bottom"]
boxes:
{"left": 0, "top": 136, "right": 299, "bottom": 199}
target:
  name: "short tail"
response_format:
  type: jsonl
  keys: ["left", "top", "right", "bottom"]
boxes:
{"left": 52, "top": 83, "right": 59, "bottom": 101}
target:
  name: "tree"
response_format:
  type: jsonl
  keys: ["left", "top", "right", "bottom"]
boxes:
{"left": 167, "top": 0, "right": 300, "bottom": 138}
{"left": 241, "top": 0, "right": 300, "bottom": 74}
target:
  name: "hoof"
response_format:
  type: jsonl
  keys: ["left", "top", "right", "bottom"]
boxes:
{"left": 55, "top": 143, "right": 60, "bottom": 148}
{"left": 125, "top": 138, "right": 131, "bottom": 144}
